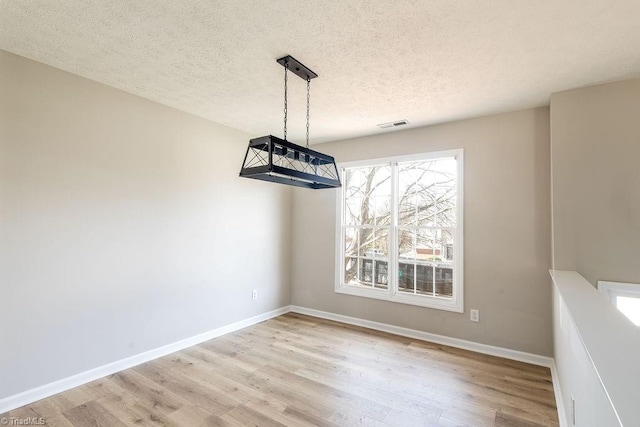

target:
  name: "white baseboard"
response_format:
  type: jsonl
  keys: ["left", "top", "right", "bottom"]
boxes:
{"left": 0, "top": 306, "right": 290, "bottom": 414}
{"left": 550, "top": 360, "right": 568, "bottom": 427}
{"left": 2, "top": 304, "right": 561, "bottom": 418}
{"left": 290, "top": 305, "right": 554, "bottom": 368}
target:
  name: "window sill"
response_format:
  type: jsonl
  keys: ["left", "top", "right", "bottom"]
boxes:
{"left": 335, "top": 284, "right": 463, "bottom": 313}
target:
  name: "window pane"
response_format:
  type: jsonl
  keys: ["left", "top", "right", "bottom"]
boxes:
{"left": 398, "top": 230, "right": 415, "bottom": 294}
{"left": 371, "top": 165, "right": 391, "bottom": 197}
{"left": 345, "top": 167, "right": 369, "bottom": 196}
{"left": 365, "top": 197, "right": 376, "bottom": 225}
{"left": 358, "top": 228, "right": 375, "bottom": 257}
{"left": 416, "top": 262, "right": 433, "bottom": 295}
{"left": 418, "top": 229, "right": 437, "bottom": 296}
{"left": 375, "top": 228, "right": 389, "bottom": 258}
{"left": 398, "top": 229, "right": 415, "bottom": 261}
{"left": 434, "top": 229, "right": 453, "bottom": 297}
{"left": 372, "top": 228, "right": 390, "bottom": 289}
{"left": 398, "top": 161, "right": 436, "bottom": 227}
{"left": 398, "top": 194, "right": 418, "bottom": 226}
{"left": 436, "top": 229, "right": 454, "bottom": 261}
{"left": 360, "top": 258, "right": 374, "bottom": 284}
{"left": 371, "top": 166, "right": 391, "bottom": 226}
{"left": 357, "top": 227, "right": 388, "bottom": 259}
{"left": 375, "top": 195, "right": 391, "bottom": 226}
{"left": 345, "top": 165, "right": 391, "bottom": 228}
{"left": 344, "top": 167, "right": 367, "bottom": 225}
{"left": 374, "top": 261, "right": 389, "bottom": 289}
{"left": 345, "top": 227, "right": 358, "bottom": 257}
{"left": 435, "top": 265, "right": 453, "bottom": 297}
{"left": 398, "top": 262, "right": 414, "bottom": 293}
{"left": 432, "top": 158, "right": 457, "bottom": 227}
{"left": 398, "top": 158, "right": 457, "bottom": 227}
{"left": 345, "top": 257, "right": 358, "bottom": 285}
{"left": 345, "top": 196, "right": 362, "bottom": 225}
{"left": 416, "top": 229, "right": 437, "bottom": 257}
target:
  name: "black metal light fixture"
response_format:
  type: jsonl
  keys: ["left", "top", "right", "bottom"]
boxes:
{"left": 239, "top": 55, "right": 341, "bottom": 189}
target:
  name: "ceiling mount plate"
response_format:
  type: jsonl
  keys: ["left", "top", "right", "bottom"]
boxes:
{"left": 277, "top": 55, "right": 318, "bottom": 80}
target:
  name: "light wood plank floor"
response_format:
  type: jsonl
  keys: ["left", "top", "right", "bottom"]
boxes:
{"left": 2, "top": 313, "right": 558, "bottom": 426}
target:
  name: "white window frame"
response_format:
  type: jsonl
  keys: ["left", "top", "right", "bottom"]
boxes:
{"left": 334, "top": 149, "right": 464, "bottom": 313}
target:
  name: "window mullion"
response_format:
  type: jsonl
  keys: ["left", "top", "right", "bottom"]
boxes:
{"left": 389, "top": 162, "right": 398, "bottom": 297}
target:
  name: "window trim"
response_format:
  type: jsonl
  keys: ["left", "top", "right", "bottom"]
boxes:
{"left": 334, "top": 149, "right": 464, "bottom": 313}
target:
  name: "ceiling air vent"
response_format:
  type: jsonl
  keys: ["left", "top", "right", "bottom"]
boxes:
{"left": 377, "top": 119, "right": 410, "bottom": 129}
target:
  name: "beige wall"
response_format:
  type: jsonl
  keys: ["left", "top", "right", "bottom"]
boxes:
{"left": 551, "top": 78, "right": 640, "bottom": 286}
{"left": 291, "top": 108, "right": 553, "bottom": 356}
{"left": 0, "top": 50, "right": 291, "bottom": 399}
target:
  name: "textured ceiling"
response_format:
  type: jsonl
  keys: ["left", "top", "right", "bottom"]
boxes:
{"left": 2, "top": 1, "right": 640, "bottom": 144}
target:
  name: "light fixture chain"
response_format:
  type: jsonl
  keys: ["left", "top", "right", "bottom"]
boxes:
{"left": 283, "top": 63, "right": 288, "bottom": 141}
{"left": 306, "top": 77, "right": 310, "bottom": 148}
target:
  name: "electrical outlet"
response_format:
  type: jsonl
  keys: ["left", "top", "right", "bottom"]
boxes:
{"left": 252, "top": 290, "right": 258, "bottom": 300}
{"left": 470, "top": 309, "right": 480, "bottom": 322}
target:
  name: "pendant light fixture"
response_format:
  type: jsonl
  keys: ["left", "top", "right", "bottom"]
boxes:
{"left": 239, "top": 55, "right": 341, "bottom": 189}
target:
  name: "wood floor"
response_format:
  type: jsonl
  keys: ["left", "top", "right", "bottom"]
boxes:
{"left": 2, "top": 313, "right": 559, "bottom": 426}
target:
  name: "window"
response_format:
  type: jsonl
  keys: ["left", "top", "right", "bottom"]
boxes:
{"left": 335, "top": 149, "right": 463, "bottom": 312}
{"left": 598, "top": 281, "right": 640, "bottom": 326}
